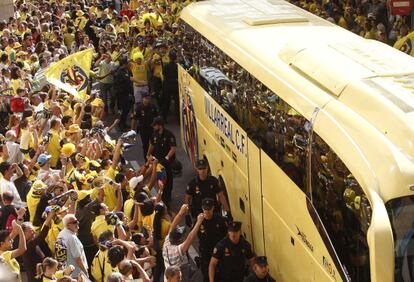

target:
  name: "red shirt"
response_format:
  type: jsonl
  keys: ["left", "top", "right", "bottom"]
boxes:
{"left": 120, "top": 9, "right": 134, "bottom": 19}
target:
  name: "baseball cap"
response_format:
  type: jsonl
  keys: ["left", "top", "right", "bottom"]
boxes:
{"left": 129, "top": 175, "right": 144, "bottom": 188}
{"left": 202, "top": 198, "right": 214, "bottom": 210}
{"left": 38, "top": 154, "right": 52, "bottom": 166}
{"left": 196, "top": 159, "right": 207, "bottom": 169}
{"left": 228, "top": 221, "right": 242, "bottom": 232}
{"left": 254, "top": 256, "right": 268, "bottom": 267}
{"left": 31, "top": 180, "right": 47, "bottom": 196}
{"left": 151, "top": 116, "right": 164, "bottom": 126}
{"left": 78, "top": 189, "right": 95, "bottom": 201}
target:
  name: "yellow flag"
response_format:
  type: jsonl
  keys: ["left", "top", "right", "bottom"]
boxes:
{"left": 394, "top": 31, "right": 414, "bottom": 56}
{"left": 45, "top": 48, "right": 94, "bottom": 99}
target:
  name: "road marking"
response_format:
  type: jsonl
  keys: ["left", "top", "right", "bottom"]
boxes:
{"left": 130, "top": 160, "right": 139, "bottom": 170}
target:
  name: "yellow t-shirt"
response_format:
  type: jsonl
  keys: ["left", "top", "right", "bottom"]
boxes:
{"left": 130, "top": 61, "right": 148, "bottom": 84}
{"left": 142, "top": 212, "right": 155, "bottom": 233}
{"left": 63, "top": 32, "right": 75, "bottom": 50}
{"left": 0, "top": 251, "right": 20, "bottom": 281}
{"left": 27, "top": 188, "right": 41, "bottom": 223}
{"left": 42, "top": 270, "right": 64, "bottom": 282}
{"left": 159, "top": 218, "right": 171, "bottom": 248}
{"left": 103, "top": 168, "right": 118, "bottom": 211}
{"left": 130, "top": 0, "right": 139, "bottom": 10}
{"left": 74, "top": 16, "right": 88, "bottom": 30}
{"left": 91, "top": 215, "right": 115, "bottom": 240}
{"left": 46, "top": 219, "right": 64, "bottom": 254}
{"left": 10, "top": 79, "right": 23, "bottom": 95}
{"left": 47, "top": 129, "right": 62, "bottom": 167}
{"left": 91, "top": 250, "right": 119, "bottom": 282}
{"left": 20, "top": 128, "right": 33, "bottom": 150}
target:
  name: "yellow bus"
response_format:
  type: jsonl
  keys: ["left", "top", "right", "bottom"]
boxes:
{"left": 177, "top": 0, "right": 414, "bottom": 281}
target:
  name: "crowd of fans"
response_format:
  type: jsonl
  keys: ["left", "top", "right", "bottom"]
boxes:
{"left": 290, "top": 0, "right": 411, "bottom": 46}
{"left": 0, "top": 0, "right": 403, "bottom": 281}
{"left": 0, "top": 0, "right": 206, "bottom": 281}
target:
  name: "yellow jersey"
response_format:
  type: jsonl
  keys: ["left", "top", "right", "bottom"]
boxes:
{"left": 47, "top": 129, "right": 62, "bottom": 168}
{"left": 0, "top": 251, "right": 21, "bottom": 282}
{"left": 91, "top": 215, "right": 115, "bottom": 240}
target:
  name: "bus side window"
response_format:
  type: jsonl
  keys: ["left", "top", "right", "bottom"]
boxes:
{"left": 311, "top": 133, "right": 372, "bottom": 281}
{"left": 179, "top": 20, "right": 309, "bottom": 191}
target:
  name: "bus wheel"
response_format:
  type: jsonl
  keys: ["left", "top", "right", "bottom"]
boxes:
{"left": 218, "top": 176, "right": 231, "bottom": 217}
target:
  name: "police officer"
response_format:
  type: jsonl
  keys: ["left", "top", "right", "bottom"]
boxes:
{"left": 197, "top": 198, "right": 227, "bottom": 282}
{"left": 146, "top": 116, "right": 176, "bottom": 205}
{"left": 209, "top": 221, "right": 255, "bottom": 282}
{"left": 133, "top": 93, "right": 158, "bottom": 159}
{"left": 244, "top": 256, "right": 276, "bottom": 282}
{"left": 185, "top": 159, "right": 230, "bottom": 219}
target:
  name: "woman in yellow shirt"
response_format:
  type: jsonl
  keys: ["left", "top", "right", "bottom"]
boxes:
{"left": 0, "top": 220, "right": 26, "bottom": 282}
{"left": 35, "top": 257, "right": 74, "bottom": 282}
{"left": 10, "top": 66, "right": 25, "bottom": 95}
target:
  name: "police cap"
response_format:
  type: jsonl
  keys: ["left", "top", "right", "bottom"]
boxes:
{"left": 254, "top": 256, "right": 268, "bottom": 267}
{"left": 228, "top": 221, "right": 242, "bottom": 232}
{"left": 202, "top": 198, "right": 214, "bottom": 210}
{"left": 196, "top": 159, "right": 208, "bottom": 169}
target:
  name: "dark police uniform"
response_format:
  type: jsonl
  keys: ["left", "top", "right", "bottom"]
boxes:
{"left": 135, "top": 98, "right": 158, "bottom": 158}
{"left": 244, "top": 256, "right": 276, "bottom": 282}
{"left": 186, "top": 175, "right": 222, "bottom": 218}
{"left": 212, "top": 224, "right": 254, "bottom": 282}
{"left": 244, "top": 273, "right": 276, "bottom": 282}
{"left": 197, "top": 198, "right": 227, "bottom": 282}
{"left": 150, "top": 124, "right": 176, "bottom": 203}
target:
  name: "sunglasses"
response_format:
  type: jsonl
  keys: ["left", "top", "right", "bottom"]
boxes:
{"left": 69, "top": 220, "right": 79, "bottom": 225}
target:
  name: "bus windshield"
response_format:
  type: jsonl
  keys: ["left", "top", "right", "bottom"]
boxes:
{"left": 387, "top": 195, "right": 414, "bottom": 281}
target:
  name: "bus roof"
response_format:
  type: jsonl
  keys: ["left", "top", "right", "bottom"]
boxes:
{"left": 181, "top": 0, "right": 414, "bottom": 201}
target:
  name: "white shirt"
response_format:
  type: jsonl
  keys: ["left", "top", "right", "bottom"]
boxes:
{"left": 0, "top": 177, "right": 25, "bottom": 207}
{"left": 38, "top": 167, "right": 61, "bottom": 185}
{"left": 56, "top": 228, "right": 88, "bottom": 277}
{"left": 5, "top": 141, "right": 23, "bottom": 164}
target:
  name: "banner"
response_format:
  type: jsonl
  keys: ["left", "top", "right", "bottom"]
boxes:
{"left": 45, "top": 48, "right": 93, "bottom": 99}
{"left": 394, "top": 31, "right": 414, "bottom": 56}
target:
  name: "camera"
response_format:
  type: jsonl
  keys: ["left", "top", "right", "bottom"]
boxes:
{"left": 35, "top": 110, "right": 52, "bottom": 120}
{"left": 48, "top": 189, "right": 77, "bottom": 206}
{"left": 105, "top": 212, "right": 120, "bottom": 225}
{"left": 90, "top": 127, "right": 105, "bottom": 138}
{"left": 120, "top": 130, "right": 137, "bottom": 143}
{"left": 41, "top": 132, "right": 52, "bottom": 145}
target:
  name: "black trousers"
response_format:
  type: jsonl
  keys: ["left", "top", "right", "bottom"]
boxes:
{"left": 161, "top": 93, "right": 171, "bottom": 121}
{"left": 140, "top": 127, "right": 153, "bottom": 159}
{"left": 117, "top": 93, "right": 131, "bottom": 127}
{"left": 153, "top": 249, "right": 165, "bottom": 282}
{"left": 152, "top": 77, "right": 163, "bottom": 106}
{"left": 200, "top": 254, "right": 211, "bottom": 282}
{"left": 163, "top": 83, "right": 179, "bottom": 120}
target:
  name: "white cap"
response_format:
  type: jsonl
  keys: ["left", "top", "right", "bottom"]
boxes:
{"left": 129, "top": 175, "right": 144, "bottom": 188}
